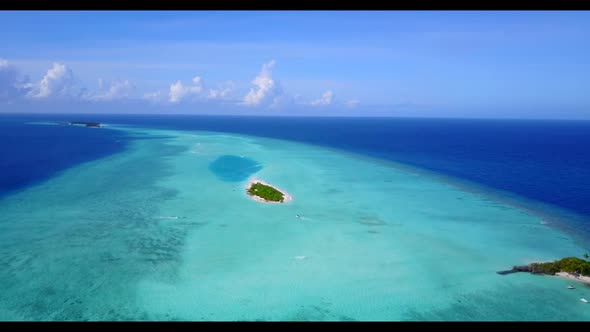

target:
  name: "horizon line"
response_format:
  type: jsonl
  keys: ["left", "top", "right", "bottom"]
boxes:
{"left": 1, "top": 112, "right": 589, "bottom": 122}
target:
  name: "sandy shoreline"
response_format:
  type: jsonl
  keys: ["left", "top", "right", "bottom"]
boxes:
{"left": 245, "top": 177, "right": 293, "bottom": 204}
{"left": 555, "top": 272, "right": 590, "bottom": 286}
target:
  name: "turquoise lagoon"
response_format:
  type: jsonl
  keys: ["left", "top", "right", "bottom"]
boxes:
{"left": 0, "top": 125, "right": 589, "bottom": 321}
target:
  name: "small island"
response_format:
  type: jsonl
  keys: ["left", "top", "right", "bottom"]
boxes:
{"left": 246, "top": 178, "right": 292, "bottom": 204}
{"left": 498, "top": 256, "right": 590, "bottom": 285}
{"left": 57, "top": 121, "right": 102, "bottom": 128}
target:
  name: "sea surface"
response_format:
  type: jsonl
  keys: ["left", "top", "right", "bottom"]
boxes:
{"left": 1, "top": 113, "right": 589, "bottom": 321}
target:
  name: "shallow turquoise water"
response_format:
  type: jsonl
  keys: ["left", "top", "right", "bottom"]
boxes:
{"left": 0, "top": 126, "right": 589, "bottom": 321}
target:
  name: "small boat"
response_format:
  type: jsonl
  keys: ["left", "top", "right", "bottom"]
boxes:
{"left": 581, "top": 298, "right": 588, "bottom": 303}
{"left": 568, "top": 285, "right": 575, "bottom": 289}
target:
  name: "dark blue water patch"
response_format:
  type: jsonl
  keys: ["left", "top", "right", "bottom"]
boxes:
{"left": 0, "top": 116, "right": 129, "bottom": 199}
{"left": 208, "top": 155, "right": 263, "bottom": 182}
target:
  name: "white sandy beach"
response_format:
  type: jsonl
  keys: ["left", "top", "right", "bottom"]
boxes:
{"left": 555, "top": 272, "right": 590, "bottom": 286}
{"left": 246, "top": 177, "right": 293, "bottom": 203}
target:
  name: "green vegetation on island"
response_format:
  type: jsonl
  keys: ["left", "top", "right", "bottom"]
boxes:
{"left": 530, "top": 257, "right": 590, "bottom": 276}
{"left": 498, "top": 254, "right": 590, "bottom": 276}
{"left": 247, "top": 182, "right": 285, "bottom": 202}
{"left": 57, "top": 121, "right": 102, "bottom": 127}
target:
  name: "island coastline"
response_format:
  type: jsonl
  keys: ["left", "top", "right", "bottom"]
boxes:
{"left": 245, "top": 177, "right": 292, "bottom": 204}
{"left": 555, "top": 272, "right": 590, "bottom": 286}
{"left": 498, "top": 257, "right": 590, "bottom": 286}
{"left": 57, "top": 121, "right": 103, "bottom": 128}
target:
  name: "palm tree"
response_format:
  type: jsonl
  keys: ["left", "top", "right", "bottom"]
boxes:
{"left": 584, "top": 253, "right": 589, "bottom": 260}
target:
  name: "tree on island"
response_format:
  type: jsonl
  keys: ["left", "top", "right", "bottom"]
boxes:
{"left": 247, "top": 182, "right": 285, "bottom": 202}
{"left": 529, "top": 257, "right": 590, "bottom": 276}
{"left": 584, "top": 253, "right": 589, "bottom": 260}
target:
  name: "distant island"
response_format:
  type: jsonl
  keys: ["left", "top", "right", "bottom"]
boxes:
{"left": 57, "top": 121, "right": 102, "bottom": 128}
{"left": 246, "top": 178, "right": 292, "bottom": 203}
{"left": 498, "top": 256, "right": 590, "bottom": 285}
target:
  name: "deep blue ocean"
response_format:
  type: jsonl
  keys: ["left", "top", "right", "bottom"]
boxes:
{"left": 1, "top": 113, "right": 589, "bottom": 220}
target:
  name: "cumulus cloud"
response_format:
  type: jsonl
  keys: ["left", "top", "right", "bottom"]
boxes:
{"left": 91, "top": 78, "right": 136, "bottom": 101}
{"left": 143, "top": 90, "right": 164, "bottom": 102}
{"left": 169, "top": 75, "right": 202, "bottom": 103}
{"left": 0, "top": 58, "right": 32, "bottom": 101}
{"left": 346, "top": 99, "right": 360, "bottom": 108}
{"left": 1, "top": 58, "right": 348, "bottom": 114}
{"left": 310, "top": 90, "right": 334, "bottom": 106}
{"left": 243, "top": 60, "right": 284, "bottom": 107}
{"left": 208, "top": 80, "right": 235, "bottom": 100}
{"left": 31, "top": 62, "right": 85, "bottom": 99}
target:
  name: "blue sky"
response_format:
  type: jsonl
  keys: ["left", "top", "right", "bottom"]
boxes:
{"left": 0, "top": 11, "right": 589, "bottom": 118}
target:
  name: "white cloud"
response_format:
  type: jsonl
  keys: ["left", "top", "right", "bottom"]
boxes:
{"left": 1, "top": 59, "right": 350, "bottom": 113}
{"left": 243, "top": 60, "right": 284, "bottom": 106}
{"left": 208, "top": 80, "right": 235, "bottom": 100}
{"left": 169, "top": 81, "right": 185, "bottom": 103}
{"left": 143, "top": 90, "right": 164, "bottom": 102}
{"left": 169, "top": 74, "right": 202, "bottom": 103}
{"left": 310, "top": 90, "right": 334, "bottom": 106}
{"left": 31, "top": 62, "right": 84, "bottom": 99}
{"left": 91, "top": 78, "right": 136, "bottom": 101}
{"left": 346, "top": 99, "right": 360, "bottom": 108}
{"left": 0, "top": 58, "right": 31, "bottom": 101}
